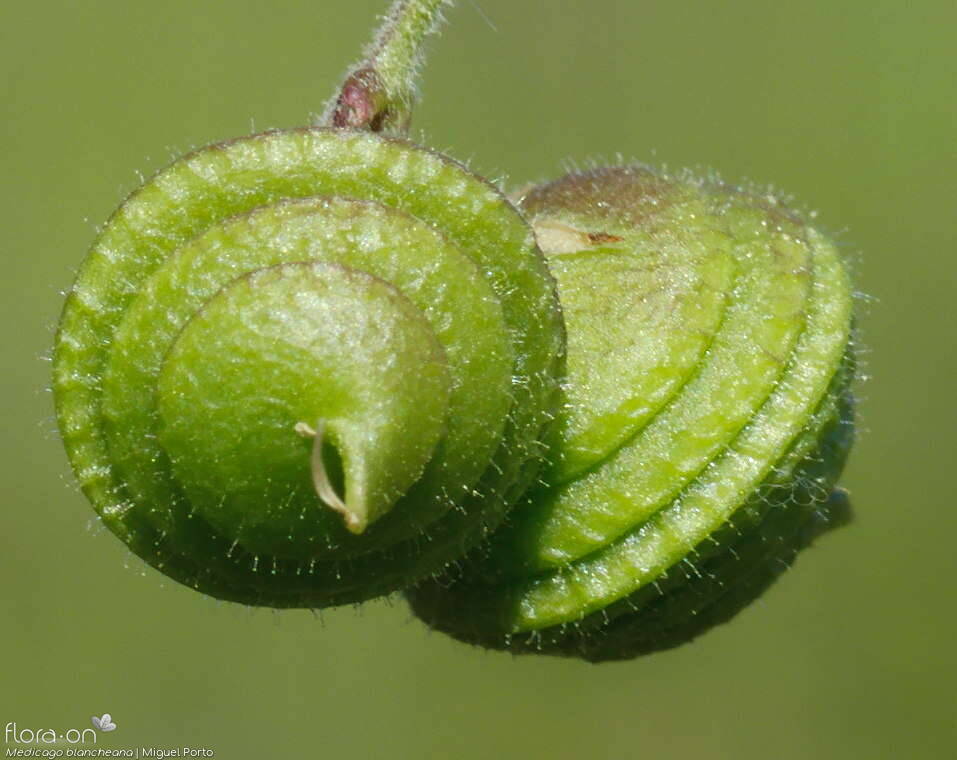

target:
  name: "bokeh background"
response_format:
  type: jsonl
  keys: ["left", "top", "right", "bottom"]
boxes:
{"left": 3, "top": 1, "right": 955, "bottom": 757}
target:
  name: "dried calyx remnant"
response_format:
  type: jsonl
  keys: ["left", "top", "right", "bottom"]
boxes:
{"left": 407, "top": 166, "right": 856, "bottom": 661}
{"left": 324, "top": 0, "right": 453, "bottom": 134}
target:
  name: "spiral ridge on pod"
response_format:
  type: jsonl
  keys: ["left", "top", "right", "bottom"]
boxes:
{"left": 53, "top": 128, "right": 564, "bottom": 607}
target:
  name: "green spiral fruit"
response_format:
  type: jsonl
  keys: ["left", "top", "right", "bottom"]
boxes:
{"left": 407, "top": 165, "right": 856, "bottom": 661}
{"left": 52, "top": 127, "right": 564, "bottom": 608}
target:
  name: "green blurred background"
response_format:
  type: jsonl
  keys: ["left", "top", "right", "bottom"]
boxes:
{"left": 3, "top": 1, "right": 954, "bottom": 757}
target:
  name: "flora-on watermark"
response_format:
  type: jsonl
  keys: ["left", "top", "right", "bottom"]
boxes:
{"left": 5, "top": 721, "right": 100, "bottom": 747}
{"left": 4, "top": 717, "right": 213, "bottom": 758}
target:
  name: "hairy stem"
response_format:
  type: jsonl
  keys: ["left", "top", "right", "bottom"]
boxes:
{"left": 322, "top": 0, "right": 453, "bottom": 134}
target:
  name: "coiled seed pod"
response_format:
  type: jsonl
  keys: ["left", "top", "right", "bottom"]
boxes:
{"left": 52, "top": 128, "right": 564, "bottom": 608}
{"left": 408, "top": 166, "right": 856, "bottom": 661}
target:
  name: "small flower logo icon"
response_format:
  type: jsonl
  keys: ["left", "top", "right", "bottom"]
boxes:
{"left": 91, "top": 714, "right": 116, "bottom": 732}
